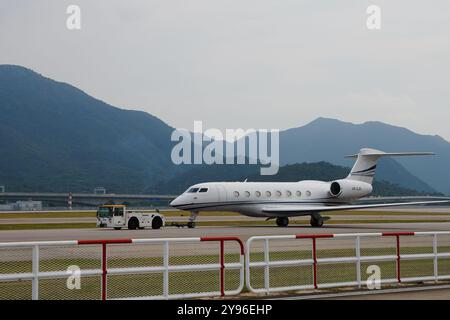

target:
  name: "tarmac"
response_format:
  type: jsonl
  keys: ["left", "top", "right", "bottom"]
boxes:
{"left": 330, "top": 287, "right": 450, "bottom": 300}
{"left": 1, "top": 222, "right": 450, "bottom": 242}
{"left": 1, "top": 214, "right": 450, "bottom": 225}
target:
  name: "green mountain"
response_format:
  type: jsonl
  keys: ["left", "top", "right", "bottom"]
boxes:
{"left": 0, "top": 65, "right": 177, "bottom": 193}
{"left": 280, "top": 117, "right": 450, "bottom": 194}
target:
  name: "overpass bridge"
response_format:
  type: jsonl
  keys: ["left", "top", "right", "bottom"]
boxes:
{"left": 0, "top": 192, "right": 177, "bottom": 207}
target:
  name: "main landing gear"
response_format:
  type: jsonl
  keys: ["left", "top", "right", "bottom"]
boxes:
{"left": 274, "top": 214, "right": 329, "bottom": 228}
{"left": 276, "top": 217, "right": 289, "bottom": 227}
{"left": 187, "top": 211, "right": 198, "bottom": 228}
{"left": 310, "top": 213, "right": 329, "bottom": 227}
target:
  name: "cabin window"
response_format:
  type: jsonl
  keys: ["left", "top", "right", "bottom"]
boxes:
{"left": 276, "top": 190, "right": 282, "bottom": 197}
{"left": 286, "top": 190, "right": 292, "bottom": 197}
{"left": 265, "top": 191, "right": 271, "bottom": 197}
{"left": 188, "top": 188, "right": 199, "bottom": 193}
{"left": 199, "top": 188, "right": 208, "bottom": 193}
{"left": 245, "top": 191, "right": 250, "bottom": 197}
{"left": 306, "top": 191, "right": 312, "bottom": 197}
{"left": 255, "top": 191, "right": 261, "bottom": 197}
{"left": 296, "top": 191, "right": 301, "bottom": 197}
{"left": 234, "top": 191, "right": 240, "bottom": 197}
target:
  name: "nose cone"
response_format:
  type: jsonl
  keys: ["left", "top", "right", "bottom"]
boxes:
{"left": 170, "top": 196, "right": 181, "bottom": 207}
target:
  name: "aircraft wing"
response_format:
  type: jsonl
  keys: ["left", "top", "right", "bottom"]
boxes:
{"left": 261, "top": 200, "right": 450, "bottom": 214}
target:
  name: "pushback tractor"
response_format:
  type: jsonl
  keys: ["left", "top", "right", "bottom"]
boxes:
{"left": 96, "top": 204, "right": 165, "bottom": 230}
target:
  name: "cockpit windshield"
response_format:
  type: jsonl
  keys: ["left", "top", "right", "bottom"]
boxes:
{"left": 187, "top": 188, "right": 199, "bottom": 193}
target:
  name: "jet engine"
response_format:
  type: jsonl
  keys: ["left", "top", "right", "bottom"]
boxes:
{"left": 329, "top": 179, "right": 373, "bottom": 200}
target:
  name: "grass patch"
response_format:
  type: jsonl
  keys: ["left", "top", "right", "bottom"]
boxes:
{"left": 0, "top": 210, "right": 240, "bottom": 219}
{"left": 0, "top": 223, "right": 96, "bottom": 230}
{"left": 0, "top": 211, "right": 96, "bottom": 219}
{"left": 326, "top": 219, "right": 450, "bottom": 224}
{"left": 328, "top": 210, "right": 450, "bottom": 216}
{"left": 163, "top": 211, "right": 241, "bottom": 217}
{"left": 0, "top": 253, "right": 242, "bottom": 300}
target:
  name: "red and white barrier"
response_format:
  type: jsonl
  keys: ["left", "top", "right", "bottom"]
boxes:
{"left": 245, "top": 231, "right": 450, "bottom": 294}
{"left": 1, "top": 232, "right": 450, "bottom": 299}
{"left": 0, "top": 237, "right": 244, "bottom": 300}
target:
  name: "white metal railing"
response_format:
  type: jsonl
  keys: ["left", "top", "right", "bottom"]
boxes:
{"left": 245, "top": 231, "right": 450, "bottom": 294}
{"left": 0, "top": 237, "right": 244, "bottom": 300}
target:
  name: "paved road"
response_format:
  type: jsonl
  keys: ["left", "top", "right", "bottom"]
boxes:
{"left": 329, "top": 287, "right": 450, "bottom": 300}
{"left": 277, "top": 285, "right": 450, "bottom": 300}
{"left": 1, "top": 215, "right": 450, "bottom": 225}
{"left": 1, "top": 222, "right": 450, "bottom": 243}
{"left": 1, "top": 206, "right": 450, "bottom": 225}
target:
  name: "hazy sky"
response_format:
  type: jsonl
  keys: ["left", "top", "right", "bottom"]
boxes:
{"left": 1, "top": 1, "right": 449, "bottom": 139}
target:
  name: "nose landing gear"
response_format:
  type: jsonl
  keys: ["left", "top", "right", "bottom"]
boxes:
{"left": 187, "top": 211, "right": 198, "bottom": 228}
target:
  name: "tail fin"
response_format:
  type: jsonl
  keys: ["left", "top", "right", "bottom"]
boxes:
{"left": 345, "top": 148, "right": 434, "bottom": 185}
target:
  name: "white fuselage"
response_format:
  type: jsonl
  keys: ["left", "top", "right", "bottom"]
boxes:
{"left": 169, "top": 180, "right": 368, "bottom": 217}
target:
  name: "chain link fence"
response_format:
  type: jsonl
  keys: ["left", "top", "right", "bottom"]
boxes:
{"left": 0, "top": 237, "right": 244, "bottom": 300}
{"left": 437, "top": 233, "right": 450, "bottom": 278}
{"left": 1, "top": 232, "right": 449, "bottom": 299}
{"left": 246, "top": 231, "right": 450, "bottom": 294}
{"left": 0, "top": 246, "right": 33, "bottom": 300}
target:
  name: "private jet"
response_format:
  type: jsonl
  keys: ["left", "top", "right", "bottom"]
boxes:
{"left": 170, "top": 148, "right": 449, "bottom": 227}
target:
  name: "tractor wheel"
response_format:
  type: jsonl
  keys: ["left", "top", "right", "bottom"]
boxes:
{"left": 128, "top": 217, "right": 139, "bottom": 230}
{"left": 152, "top": 217, "right": 163, "bottom": 230}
